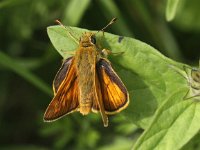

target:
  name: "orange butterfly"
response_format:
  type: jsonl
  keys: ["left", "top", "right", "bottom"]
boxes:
{"left": 44, "top": 18, "right": 129, "bottom": 127}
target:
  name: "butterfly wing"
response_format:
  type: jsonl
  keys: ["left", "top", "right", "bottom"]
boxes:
{"left": 44, "top": 58, "right": 79, "bottom": 121}
{"left": 53, "top": 57, "right": 73, "bottom": 94}
{"left": 94, "top": 58, "right": 129, "bottom": 115}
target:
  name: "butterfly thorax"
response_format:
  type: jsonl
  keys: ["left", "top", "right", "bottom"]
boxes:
{"left": 75, "top": 32, "right": 99, "bottom": 115}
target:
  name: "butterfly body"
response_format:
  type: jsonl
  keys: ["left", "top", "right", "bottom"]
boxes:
{"left": 75, "top": 33, "right": 99, "bottom": 115}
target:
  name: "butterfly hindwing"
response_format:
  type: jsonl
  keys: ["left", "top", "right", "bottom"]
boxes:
{"left": 94, "top": 58, "right": 129, "bottom": 114}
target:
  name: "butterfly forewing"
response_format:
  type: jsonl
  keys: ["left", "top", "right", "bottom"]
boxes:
{"left": 94, "top": 58, "right": 129, "bottom": 114}
{"left": 53, "top": 57, "right": 73, "bottom": 94}
{"left": 44, "top": 58, "right": 79, "bottom": 121}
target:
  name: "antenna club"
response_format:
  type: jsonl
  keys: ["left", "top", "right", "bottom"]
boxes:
{"left": 112, "top": 17, "right": 117, "bottom": 23}
{"left": 55, "top": 19, "right": 64, "bottom": 26}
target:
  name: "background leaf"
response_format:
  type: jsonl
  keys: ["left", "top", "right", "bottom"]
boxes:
{"left": 63, "top": 0, "right": 91, "bottom": 26}
{"left": 173, "top": 0, "right": 200, "bottom": 32}
{"left": 0, "top": 51, "right": 52, "bottom": 95}
{"left": 166, "top": 0, "right": 180, "bottom": 21}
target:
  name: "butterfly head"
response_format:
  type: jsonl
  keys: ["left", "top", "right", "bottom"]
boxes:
{"left": 79, "top": 32, "right": 96, "bottom": 47}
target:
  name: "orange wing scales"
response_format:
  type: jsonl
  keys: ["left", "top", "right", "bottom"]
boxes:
{"left": 44, "top": 58, "right": 79, "bottom": 121}
{"left": 95, "top": 58, "right": 129, "bottom": 114}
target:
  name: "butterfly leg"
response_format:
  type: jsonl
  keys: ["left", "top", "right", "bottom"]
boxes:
{"left": 101, "top": 49, "right": 125, "bottom": 58}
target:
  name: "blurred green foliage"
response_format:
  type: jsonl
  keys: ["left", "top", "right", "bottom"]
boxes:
{"left": 0, "top": 0, "right": 200, "bottom": 150}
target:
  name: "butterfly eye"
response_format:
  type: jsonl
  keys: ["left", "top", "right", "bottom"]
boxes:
{"left": 91, "top": 36, "right": 96, "bottom": 44}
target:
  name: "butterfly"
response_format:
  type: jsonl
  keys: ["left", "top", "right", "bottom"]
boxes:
{"left": 43, "top": 18, "right": 129, "bottom": 127}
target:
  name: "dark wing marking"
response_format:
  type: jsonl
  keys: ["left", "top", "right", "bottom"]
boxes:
{"left": 53, "top": 57, "right": 73, "bottom": 94}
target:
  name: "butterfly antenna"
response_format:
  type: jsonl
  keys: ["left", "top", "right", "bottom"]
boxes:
{"left": 55, "top": 20, "right": 79, "bottom": 44}
{"left": 96, "top": 18, "right": 117, "bottom": 34}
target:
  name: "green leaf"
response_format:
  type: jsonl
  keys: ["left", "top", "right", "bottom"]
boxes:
{"left": 0, "top": 145, "right": 47, "bottom": 150}
{"left": 173, "top": 0, "right": 200, "bottom": 32}
{"left": 98, "top": 137, "right": 133, "bottom": 150}
{"left": 46, "top": 25, "right": 182, "bottom": 126}
{"left": 166, "top": 0, "right": 180, "bottom": 21}
{"left": 47, "top": 25, "right": 200, "bottom": 149}
{"left": 63, "top": 0, "right": 91, "bottom": 26}
{"left": 181, "top": 132, "right": 200, "bottom": 150}
{"left": 0, "top": 51, "right": 52, "bottom": 95}
{"left": 133, "top": 88, "right": 200, "bottom": 149}
{"left": 97, "top": 0, "right": 133, "bottom": 37}
{"left": 0, "top": 0, "right": 27, "bottom": 9}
